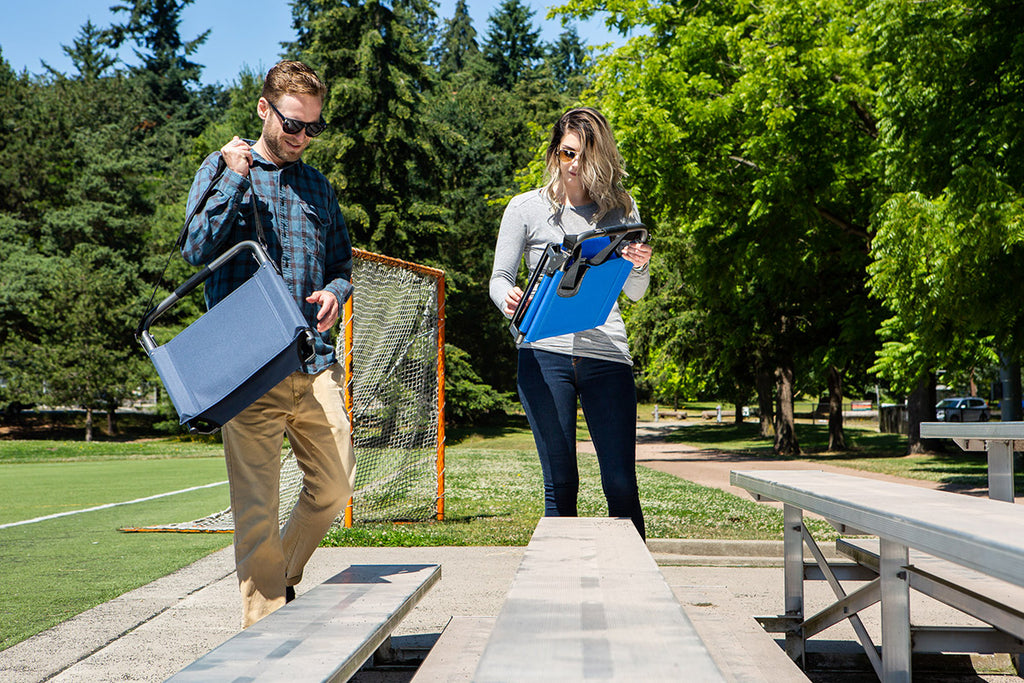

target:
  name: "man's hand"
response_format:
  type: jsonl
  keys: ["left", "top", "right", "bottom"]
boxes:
{"left": 307, "top": 290, "right": 339, "bottom": 332}
{"left": 221, "top": 136, "right": 253, "bottom": 177}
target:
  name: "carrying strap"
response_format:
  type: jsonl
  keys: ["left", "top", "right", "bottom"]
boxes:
{"left": 557, "top": 224, "right": 648, "bottom": 298}
{"left": 175, "top": 155, "right": 269, "bottom": 250}
{"left": 137, "top": 154, "right": 269, "bottom": 340}
{"left": 175, "top": 156, "right": 226, "bottom": 249}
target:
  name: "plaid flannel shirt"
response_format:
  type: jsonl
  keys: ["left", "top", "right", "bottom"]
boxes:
{"left": 181, "top": 145, "right": 353, "bottom": 374}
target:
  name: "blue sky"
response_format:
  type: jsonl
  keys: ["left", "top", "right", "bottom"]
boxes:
{"left": 1, "top": 1, "right": 627, "bottom": 86}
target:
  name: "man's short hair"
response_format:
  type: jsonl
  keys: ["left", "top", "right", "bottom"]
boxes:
{"left": 261, "top": 61, "right": 327, "bottom": 104}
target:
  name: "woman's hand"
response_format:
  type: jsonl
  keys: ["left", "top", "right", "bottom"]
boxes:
{"left": 622, "top": 242, "right": 653, "bottom": 269}
{"left": 503, "top": 286, "right": 524, "bottom": 317}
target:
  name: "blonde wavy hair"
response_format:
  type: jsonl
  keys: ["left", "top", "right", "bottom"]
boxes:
{"left": 541, "top": 107, "right": 637, "bottom": 224}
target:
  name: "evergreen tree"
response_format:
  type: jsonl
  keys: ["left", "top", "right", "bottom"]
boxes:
{"left": 0, "top": 68, "right": 156, "bottom": 424}
{"left": 295, "top": 0, "right": 445, "bottom": 261}
{"left": 282, "top": 0, "right": 319, "bottom": 59}
{"left": 435, "top": 0, "right": 481, "bottom": 79}
{"left": 0, "top": 50, "right": 40, "bottom": 225}
{"left": 104, "top": 0, "right": 209, "bottom": 103}
{"left": 424, "top": 75, "right": 538, "bottom": 391}
{"left": 190, "top": 66, "right": 265, "bottom": 164}
{"left": 101, "top": 0, "right": 223, "bottom": 269}
{"left": 39, "top": 246, "right": 147, "bottom": 440}
{"left": 0, "top": 6, "right": 220, "bottom": 430}
{"left": 59, "top": 20, "right": 118, "bottom": 81}
{"left": 483, "top": 0, "right": 543, "bottom": 89}
{"left": 545, "top": 26, "right": 589, "bottom": 95}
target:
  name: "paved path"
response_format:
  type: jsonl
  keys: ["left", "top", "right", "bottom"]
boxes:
{"left": 579, "top": 420, "right": 1007, "bottom": 504}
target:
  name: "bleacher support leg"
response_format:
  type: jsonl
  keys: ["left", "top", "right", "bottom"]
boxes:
{"left": 988, "top": 440, "right": 1015, "bottom": 503}
{"left": 783, "top": 504, "right": 805, "bottom": 667}
{"left": 880, "top": 539, "right": 911, "bottom": 683}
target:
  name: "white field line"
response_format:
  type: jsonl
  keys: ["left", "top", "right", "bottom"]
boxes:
{"left": 0, "top": 480, "right": 229, "bottom": 530}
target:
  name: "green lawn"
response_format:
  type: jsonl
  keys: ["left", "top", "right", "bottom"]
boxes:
{"left": 0, "top": 457, "right": 228, "bottom": 524}
{"left": 0, "top": 437, "right": 223, "bottom": 463}
{"left": 325, "top": 444, "right": 813, "bottom": 548}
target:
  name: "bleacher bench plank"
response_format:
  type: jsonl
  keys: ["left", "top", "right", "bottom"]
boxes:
{"left": 730, "top": 469, "right": 1024, "bottom": 589}
{"left": 472, "top": 517, "right": 724, "bottom": 682}
{"left": 167, "top": 563, "right": 440, "bottom": 683}
{"left": 672, "top": 583, "right": 810, "bottom": 682}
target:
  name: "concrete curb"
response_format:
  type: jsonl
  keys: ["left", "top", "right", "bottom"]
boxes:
{"left": 648, "top": 538, "right": 838, "bottom": 557}
{"left": 648, "top": 538, "right": 840, "bottom": 567}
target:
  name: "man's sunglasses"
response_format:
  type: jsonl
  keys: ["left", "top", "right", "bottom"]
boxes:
{"left": 557, "top": 148, "right": 580, "bottom": 164}
{"left": 267, "top": 100, "right": 327, "bottom": 137}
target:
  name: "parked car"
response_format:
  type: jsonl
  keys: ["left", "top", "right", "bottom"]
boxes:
{"left": 935, "top": 397, "right": 990, "bottom": 422}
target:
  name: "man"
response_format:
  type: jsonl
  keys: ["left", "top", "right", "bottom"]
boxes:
{"left": 182, "top": 60, "right": 355, "bottom": 628}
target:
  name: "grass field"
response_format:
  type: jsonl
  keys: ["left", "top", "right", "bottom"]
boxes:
{"left": 0, "top": 455, "right": 232, "bottom": 651}
{"left": 5, "top": 413, "right": 1015, "bottom": 654}
{"left": 323, "top": 443, "right": 812, "bottom": 548}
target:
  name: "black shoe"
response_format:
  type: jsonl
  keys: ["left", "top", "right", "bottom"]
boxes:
{"left": 286, "top": 585, "right": 295, "bottom": 603}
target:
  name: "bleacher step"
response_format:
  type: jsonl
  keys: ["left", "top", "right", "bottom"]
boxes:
{"left": 410, "top": 616, "right": 495, "bottom": 682}
{"left": 673, "top": 583, "right": 811, "bottom": 682}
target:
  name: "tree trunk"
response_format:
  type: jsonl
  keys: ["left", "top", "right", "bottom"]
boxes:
{"left": 999, "top": 353, "right": 1022, "bottom": 421}
{"left": 756, "top": 363, "right": 775, "bottom": 438}
{"left": 774, "top": 363, "right": 800, "bottom": 456}
{"left": 733, "top": 387, "right": 750, "bottom": 426}
{"left": 106, "top": 398, "right": 117, "bottom": 436}
{"left": 907, "top": 372, "right": 937, "bottom": 454}
{"left": 827, "top": 365, "right": 846, "bottom": 451}
{"left": 85, "top": 407, "right": 94, "bottom": 442}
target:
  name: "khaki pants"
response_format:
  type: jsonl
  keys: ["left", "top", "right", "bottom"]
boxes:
{"left": 222, "top": 364, "right": 355, "bottom": 628}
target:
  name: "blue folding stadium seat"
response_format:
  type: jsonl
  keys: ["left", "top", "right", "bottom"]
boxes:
{"left": 510, "top": 223, "right": 648, "bottom": 343}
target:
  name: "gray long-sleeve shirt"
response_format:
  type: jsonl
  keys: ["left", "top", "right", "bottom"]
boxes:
{"left": 489, "top": 189, "right": 649, "bottom": 365}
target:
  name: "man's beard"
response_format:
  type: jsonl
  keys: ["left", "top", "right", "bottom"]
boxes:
{"left": 264, "top": 129, "right": 306, "bottom": 164}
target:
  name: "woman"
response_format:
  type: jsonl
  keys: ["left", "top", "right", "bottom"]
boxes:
{"left": 489, "top": 107, "right": 653, "bottom": 538}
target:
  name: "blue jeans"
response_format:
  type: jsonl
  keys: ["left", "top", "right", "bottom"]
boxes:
{"left": 516, "top": 348, "right": 645, "bottom": 538}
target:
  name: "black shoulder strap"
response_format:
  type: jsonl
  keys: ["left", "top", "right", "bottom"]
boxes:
{"left": 138, "top": 156, "right": 267, "bottom": 339}
{"left": 176, "top": 155, "right": 228, "bottom": 249}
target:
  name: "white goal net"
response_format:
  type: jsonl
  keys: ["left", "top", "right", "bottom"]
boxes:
{"left": 126, "top": 249, "right": 445, "bottom": 533}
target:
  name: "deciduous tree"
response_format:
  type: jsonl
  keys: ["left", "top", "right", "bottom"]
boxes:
{"left": 866, "top": 0, "right": 1024, "bottom": 443}
{"left": 562, "top": 0, "right": 881, "bottom": 454}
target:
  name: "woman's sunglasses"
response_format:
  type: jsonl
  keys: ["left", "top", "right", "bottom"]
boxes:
{"left": 558, "top": 148, "right": 580, "bottom": 164}
{"left": 267, "top": 100, "right": 328, "bottom": 137}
